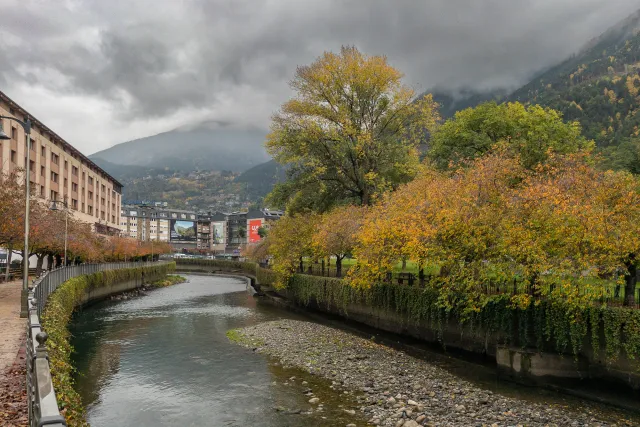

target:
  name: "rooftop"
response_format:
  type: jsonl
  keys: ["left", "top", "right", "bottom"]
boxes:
{"left": 0, "top": 89, "right": 124, "bottom": 189}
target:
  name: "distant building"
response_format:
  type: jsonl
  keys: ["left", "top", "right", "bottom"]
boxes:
{"left": 119, "top": 204, "right": 283, "bottom": 254}
{"left": 0, "top": 90, "right": 122, "bottom": 234}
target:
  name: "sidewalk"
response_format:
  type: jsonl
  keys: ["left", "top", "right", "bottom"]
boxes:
{"left": 0, "top": 281, "right": 25, "bottom": 375}
{"left": 0, "top": 280, "right": 27, "bottom": 426}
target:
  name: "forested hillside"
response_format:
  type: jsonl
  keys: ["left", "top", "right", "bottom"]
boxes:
{"left": 508, "top": 10, "right": 640, "bottom": 170}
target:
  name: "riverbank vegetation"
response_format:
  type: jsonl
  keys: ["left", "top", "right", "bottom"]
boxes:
{"left": 0, "top": 170, "right": 171, "bottom": 281}
{"left": 239, "top": 47, "right": 640, "bottom": 365}
{"left": 41, "top": 263, "right": 175, "bottom": 426}
{"left": 149, "top": 274, "right": 187, "bottom": 288}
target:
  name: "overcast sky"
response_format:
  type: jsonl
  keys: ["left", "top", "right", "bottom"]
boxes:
{"left": 0, "top": 0, "right": 638, "bottom": 155}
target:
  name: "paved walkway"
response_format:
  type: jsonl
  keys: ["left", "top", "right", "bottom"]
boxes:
{"left": 0, "top": 281, "right": 25, "bottom": 375}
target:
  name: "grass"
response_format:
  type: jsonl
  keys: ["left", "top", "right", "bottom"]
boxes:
{"left": 226, "top": 328, "right": 265, "bottom": 347}
{"left": 148, "top": 274, "right": 187, "bottom": 288}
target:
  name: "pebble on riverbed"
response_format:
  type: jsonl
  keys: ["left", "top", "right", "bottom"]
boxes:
{"left": 232, "top": 319, "right": 634, "bottom": 427}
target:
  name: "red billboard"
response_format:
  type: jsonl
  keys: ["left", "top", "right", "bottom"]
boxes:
{"left": 249, "top": 219, "right": 262, "bottom": 243}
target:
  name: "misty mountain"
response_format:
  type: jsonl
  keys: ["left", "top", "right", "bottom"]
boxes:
{"left": 430, "top": 88, "right": 510, "bottom": 119}
{"left": 90, "top": 157, "right": 176, "bottom": 181}
{"left": 89, "top": 125, "right": 271, "bottom": 173}
{"left": 235, "top": 159, "right": 287, "bottom": 199}
{"left": 508, "top": 8, "right": 640, "bottom": 148}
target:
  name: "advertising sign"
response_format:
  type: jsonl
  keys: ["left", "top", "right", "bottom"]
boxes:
{"left": 170, "top": 220, "right": 197, "bottom": 243}
{"left": 249, "top": 219, "right": 262, "bottom": 243}
{"left": 213, "top": 222, "right": 224, "bottom": 245}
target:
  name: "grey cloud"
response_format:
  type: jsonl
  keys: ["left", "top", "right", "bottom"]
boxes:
{"left": 0, "top": 0, "right": 639, "bottom": 129}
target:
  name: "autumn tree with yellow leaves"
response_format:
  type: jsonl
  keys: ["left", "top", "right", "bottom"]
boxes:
{"left": 266, "top": 46, "right": 439, "bottom": 213}
{"left": 312, "top": 205, "right": 365, "bottom": 277}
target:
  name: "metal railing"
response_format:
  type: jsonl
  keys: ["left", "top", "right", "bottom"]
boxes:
{"left": 26, "top": 261, "right": 168, "bottom": 427}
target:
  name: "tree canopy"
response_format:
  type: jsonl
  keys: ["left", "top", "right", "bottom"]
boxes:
{"left": 428, "top": 102, "right": 593, "bottom": 170}
{"left": 266, "top": 46, "right": 439, "bottom": 213}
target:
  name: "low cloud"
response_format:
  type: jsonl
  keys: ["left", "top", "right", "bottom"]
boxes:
{"left": 0, "top": 0, "right": 637, "bottom": 153}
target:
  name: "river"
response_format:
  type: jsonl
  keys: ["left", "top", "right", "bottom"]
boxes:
{"left": 70, "top": 274, "right": 639, "bottom": 427}
{"left": 70, "top": 274, "right": 366, "bottom": 427}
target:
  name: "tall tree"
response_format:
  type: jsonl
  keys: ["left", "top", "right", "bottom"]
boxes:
{"left": 266, "top": 46, "right": 439, "bottom": 213}
{"left": 428, "top": 102, "right": 593, "bottom": 170}
{"left": 312, "top": 205, "right": 365, "bottom": 277}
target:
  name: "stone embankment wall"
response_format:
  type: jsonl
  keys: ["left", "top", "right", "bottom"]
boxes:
{"left": 174, "top": 260, "right": 640, "bottom": 392}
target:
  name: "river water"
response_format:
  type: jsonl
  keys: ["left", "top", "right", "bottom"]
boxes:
{"left": 70, "top": 274, "right": 366, "bottom": 427}
{"left": 70, "top": 274, "right": 639, "bottom": 427}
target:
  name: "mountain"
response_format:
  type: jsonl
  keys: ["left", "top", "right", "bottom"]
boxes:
{"left": 508, "top": 9, "right": 640, "bottom": 148}
{"left": 235, "top": 159, "right": 286, "bottom": 199}
{"left": 90, "top": 157, "right": 176, "bottom": 181}
{"left": 89, "top": 125, "right": 271, "bottom": 173}
{"left": 430, "top": 88, "right": 509, "bottom": 119}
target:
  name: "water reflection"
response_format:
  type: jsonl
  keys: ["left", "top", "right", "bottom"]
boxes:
{"left": 70, "top": 275, "right": 365, "bottom": 427}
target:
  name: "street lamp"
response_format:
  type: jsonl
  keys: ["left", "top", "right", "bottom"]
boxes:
{"left": 0, "top": 115, "right": 32, "bottom": 318}
{"left": 49, "top": 200, "right": 68, "bottom": 267}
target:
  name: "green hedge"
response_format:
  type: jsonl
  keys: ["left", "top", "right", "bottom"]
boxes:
{"left": 284, "top": 273, "right": 640, "bottom": 366}
{"left": 175, "top": 259, "right": 640, "bottom": 366}
{"left": 41, "top": 262, "right": 175, "bottom": 427}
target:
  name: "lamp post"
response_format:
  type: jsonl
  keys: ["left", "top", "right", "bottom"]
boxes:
{"left": 49, "top": 200, "right": 68, "bottom": 267}
{"left": 0, "top": 115, "right": 32, "bottom": 318}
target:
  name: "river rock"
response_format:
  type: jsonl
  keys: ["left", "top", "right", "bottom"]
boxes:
{"left": 231, "top": 319, "right": 631, "bottom": 427}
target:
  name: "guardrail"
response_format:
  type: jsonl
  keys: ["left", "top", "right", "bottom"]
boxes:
{"left": 26, "top": 261, "right": 168, "bottom": 427}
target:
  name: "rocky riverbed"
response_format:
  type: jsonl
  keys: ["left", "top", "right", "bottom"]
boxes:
{"left": 231, "top": 319, "right": 637, "bottom": 427}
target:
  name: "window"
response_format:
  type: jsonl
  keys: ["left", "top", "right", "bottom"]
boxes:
{"left": 64, "top": 160, "right": 68, "bottom": 170}
{"left": 51, "top": 172, "right": 59, "bottom": 183}
{"left": 88, "top": 176, "right": 93, "bottom": 185}
{"left": 190, "top": 214, "right": 195, "bottom": 219}
{"left": 41, "top": 146, "right": 46, "bottom": 158}
{"left": 181, "top": 214, "right": 186, "bottom": 219}
{"left": 11, "top": 127, "right": 17, "bottom": 140}
{"left": 101, "top": 184, "right": 106, "bottom": 193}
{"left": 112, "top": 215, "right": 115, "bottom": 223}
{"left": 29, "top": 160, "right": 35, "bottom": 172}
{"left": 10, "top": 150, "right": 16, "bottom": 163}
{"left": 88, "top": 205, "right": 93, "bottom": 215}
{"left": 51, "top": 154, "right": 59, "bottom": 165}
{"left": 171, "top": 213, "right": 177, "bottom": 218}
{"left": 50, "top": 190, "right": 58, "bottom": 200}
{"left": 112, "top": 203, "right": 116, "bottom": 211}
{"left": 40, "top": 166, "right": 45, "bottom": 177}
{"left": 71, "top": 199, "right": 78, "bottom": 210}
{"left": 72, "top": 183, "right": 78, "bottom": 192}
{"left": 64, "top": 178, "right": 67, "bottom": 187}
{"left": 101, "top": 197, "right": 105, "bottom": 206}
{"left": 81, "top": 203, "right": 85, "bottom": 213}
{"left": 82, "top": 171, "right": 85, "bottom": 181}
{"left": 72, "top": 166, "right": 78, "bottom": 176}
{"left": 27, "top": 137, "right": 34, "bottom": 150}
{"left": 40, "top": 186, "right": 45, "bottom": 197}
{"left": 88, "top": 191, "right": 93, "bottom": 200}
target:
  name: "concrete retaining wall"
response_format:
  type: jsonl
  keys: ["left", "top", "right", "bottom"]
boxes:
{"left": 175, "top": 263, "right": 640, "bottom": 392}
{"left": 79, "top": 270, "right": 167, "bottom": 307}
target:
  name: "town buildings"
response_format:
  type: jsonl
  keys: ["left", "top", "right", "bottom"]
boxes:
{"left": 119, "top": 204, "right": 283, "bottom": 254}
{"left": 0, "top": 90, "right": 122, "bottom": 234}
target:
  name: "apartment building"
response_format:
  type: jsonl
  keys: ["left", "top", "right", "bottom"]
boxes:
{"left": 120, "top": 204, "right": 283, "bottom": 253}
{"left": 0, "top": 90, "right": 122, "bottom": 233}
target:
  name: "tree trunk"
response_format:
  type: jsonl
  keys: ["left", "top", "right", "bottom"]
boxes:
{"left": 336, "top": 256, "right": 342, "bottom": 278}
{"left": 299, "top": 257, "right": 303, "bottom": 273}
{"left": 4, "top": 246, "right": 12, "bottom": 283}
{"left": 402, "top": 257, "right": 407, "bottom": 271}
{"left": 321, "top": 258, "right": 325, "bottom": 276}
{"left": 35, "top": 254, "right": 45, "bottom": 276}
{"left": 47, "top": 253, "right": 54, "bottom": 271}
{"left": 625, "top": 260, "right": 638, "bottom": 307}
